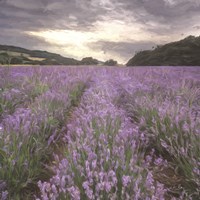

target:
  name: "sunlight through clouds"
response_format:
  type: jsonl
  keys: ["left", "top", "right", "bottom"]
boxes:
{"left": 26, "top": 16, "right": 183, "bottom": 63}
{"left": 26, "top": 19, "right": 163, "bottom": 63}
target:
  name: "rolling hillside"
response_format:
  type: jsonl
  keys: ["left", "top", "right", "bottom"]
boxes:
{"left": 127, "top": 35, "right": 200, "bottom": 66}
{"left": 0, "top": 45, "right": 81, "bottom": 65}
{"left": 0, "top": 45, "right": 105, "bottom": 65}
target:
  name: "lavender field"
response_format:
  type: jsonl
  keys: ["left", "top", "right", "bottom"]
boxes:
{"left": 0, "top": 66, "right": 200, "bottom": 200}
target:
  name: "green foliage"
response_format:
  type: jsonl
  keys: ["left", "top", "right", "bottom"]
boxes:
{"left": 0, "top": 52, "right": 11, "bottom": 65}
{"left": 80, "top": 57, "right": 99, "bottom": 65}
{"left": 10, "top": 57, "right": 23, "bottom": 64}
{"left": 104, "top": 59, "right": 118, "bottom": 66}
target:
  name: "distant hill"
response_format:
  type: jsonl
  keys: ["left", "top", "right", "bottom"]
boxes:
{"left": 0, "top": 44, "right": 82, "bottom": 65}
{"left": 0, "top": 45, "right": 102, "bottom": 65}
{"left": 126, "top": 35, "right": 200, "bottom": 66}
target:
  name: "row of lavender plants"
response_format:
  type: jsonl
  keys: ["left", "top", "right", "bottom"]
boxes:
{"left": 0, "top": 66, "right": 91, "bottom": 199}
{"left": 37, "top": 69, "right": 167, "bottom": 200}
{"left": 0, "top": 67, "right": 51, "bottom": 121}
{"left": 117, "top": 67, "right": 200, "bottom": 199}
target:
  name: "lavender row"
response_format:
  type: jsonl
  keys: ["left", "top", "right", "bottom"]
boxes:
{"left": 37, "top": 69, "right": 166, "bottom": 200}
{"left": 0, "top": 66, "right": 51, "bottom": 121}
{"left": 0, "top": 66, "right": 96, "bottom": 122}
{"left": 117, "top": 67, "right": 200, "bottom": 199}
{"left": 0, "top": 66, "right": 92, "bottom": 200}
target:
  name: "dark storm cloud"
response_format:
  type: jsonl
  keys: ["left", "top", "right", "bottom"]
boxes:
{"left": 1, "top": 0, "right": 200, "bottom": 32}
{"left": 0, "top": 28, "right": 51, "bottom": 50}
{"left": 114, "top": 0, "right": 200, "bottom": 21}
{"left": 0, "top": 0, "right": 108, "bottom": 31}
{"left": 113, "top": 0, "right": 200, "bottom": 33}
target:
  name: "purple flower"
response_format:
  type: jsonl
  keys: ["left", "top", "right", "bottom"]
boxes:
{"left": 122, "top": 175, "right": 131, "bottom": 187}
{"left": 67, "top": 186, "right": 80, "bottom": 200}
{"left": 154, "top": 157, "right": 163, "bottom": 166}
{"left": 1, "top": 190, "right": 8, "bottom": 200}
{"left": 104, "top": 182, "right": 112, "bottom": 193}
{"left": 51, "top": 184, "right": 57, "bottom": 194}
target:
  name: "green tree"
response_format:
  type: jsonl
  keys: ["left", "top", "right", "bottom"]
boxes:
{"left": 80, "top": 57, "right": 99, "bottom": 65}
{"left": 104, "top": 59, "right": 118, "bottom": 66}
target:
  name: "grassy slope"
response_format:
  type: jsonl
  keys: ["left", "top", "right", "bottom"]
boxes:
{"left": 0, "top": 45, "right": 80, "bottom": 65}
{"left": 127, "top": 35, "right": 200, "bottom": 66}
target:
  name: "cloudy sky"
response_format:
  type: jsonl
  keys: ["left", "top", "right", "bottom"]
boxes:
{"left": 0, "top": 0, "right": 200, "bottom": 64}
